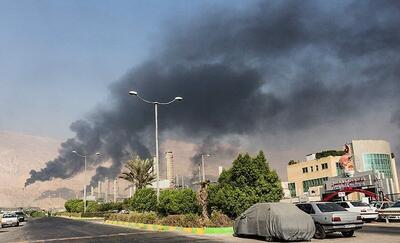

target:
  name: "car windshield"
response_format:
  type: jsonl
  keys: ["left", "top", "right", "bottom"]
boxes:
{"left": 391, "top": 202, "right": 400, "bottom": 208}
{"left": 350, "top": 202, "right": 369, "bottom": 207}
{"left": 3, "top": 214, "right": 16, "bottom": 218}
{"left": 317, "top": 203, "right": 347, "bottom": 212}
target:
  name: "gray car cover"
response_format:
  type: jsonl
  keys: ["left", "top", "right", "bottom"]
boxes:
{"left": 234, "top": 202, "right": 315, "bottom": 241}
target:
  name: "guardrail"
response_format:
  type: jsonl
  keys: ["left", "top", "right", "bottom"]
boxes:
{"left": 377, "top": 210, "right": 400, "bottom": 223}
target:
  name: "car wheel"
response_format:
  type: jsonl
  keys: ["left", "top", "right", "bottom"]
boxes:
{"left": 265, "top": 236, "right": 274, "bottom": 242}
{"left": 16, "top": 222, "right": 19, "bottom": 227}
{"left": 342, "top": 230, "right": 354, "bottom": 237}
{"left": 314, "top": 224, "right": 326, "bottom": 239}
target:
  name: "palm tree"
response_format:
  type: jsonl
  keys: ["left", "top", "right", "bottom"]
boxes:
{"left": 119, "top": 156, "right": 156, "bottom": 190}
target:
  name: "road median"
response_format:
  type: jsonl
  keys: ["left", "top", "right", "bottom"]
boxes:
{"left": 104, "top": 220, "right": 234, "bottom": 235}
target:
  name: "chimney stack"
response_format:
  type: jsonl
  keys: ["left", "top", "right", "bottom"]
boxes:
{"left": 98, "top": 181, "right": 101, "bottom": 199}
{"left": 105, "top": 177, "right": 108, "bottom": 202}
{"left": 113, "top": 179, "right": 117, "bottom": 202}
{"left": 218, "top": 166, "right": 223, "bottom": 176}
{"left": 165, "top": 151, "right": 174, "bottom": 187}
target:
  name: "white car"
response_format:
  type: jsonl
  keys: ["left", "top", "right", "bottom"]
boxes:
{"left": 1, "top": 213, "right": 19, "bottom": 227}
{"left": 335, "top": 201, "right": 378, "bottom": 221}
{"left": 378, "top": 201, "right": 400, "bottom": 221}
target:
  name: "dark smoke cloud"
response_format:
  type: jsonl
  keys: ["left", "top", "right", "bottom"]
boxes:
{"left": 36, "top": 187, "right": 76, "bottom": 201}
{"left": 26, "top": 0, "right": 400, "bottom": 187}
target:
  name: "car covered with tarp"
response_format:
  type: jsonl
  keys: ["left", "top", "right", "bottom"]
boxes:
{"left": 234, "top": 202, "right": 315, "bottom": 241}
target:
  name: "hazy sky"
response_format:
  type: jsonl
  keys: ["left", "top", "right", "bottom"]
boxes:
{"left": 0, "top": 0, "right": 247, "bottom": 138}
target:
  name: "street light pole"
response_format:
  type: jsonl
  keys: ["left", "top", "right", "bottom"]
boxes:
{"left": 128, "top": 90, "right": 183, "bottom": 202}
{"left": 154, "top": 103, "right": 160, "bottom": 201}
{"left": 84, "top": 155, "right": 87, "bottom": 213}
{"left": 72, "top": 151, "right": 100, "bottom": 214}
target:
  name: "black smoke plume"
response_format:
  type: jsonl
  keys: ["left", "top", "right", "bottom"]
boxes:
{"left": 26, "top": 0, "right": 400, "bottom": 187}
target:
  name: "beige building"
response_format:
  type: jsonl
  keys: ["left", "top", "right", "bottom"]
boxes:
{"left": 287, "top": 155, "right": 341, "bottom": 197}
{"left": 287, "top": 140, "right": 400, "bottom": 199}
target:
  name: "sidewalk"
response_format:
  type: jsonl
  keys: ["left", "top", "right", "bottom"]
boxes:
{"left": 365, "top": 221, "right": 400, "bottom": 228}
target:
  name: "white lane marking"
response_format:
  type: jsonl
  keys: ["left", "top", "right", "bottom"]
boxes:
{"left": 10, "top": 231, "right": 154, "bottom": 242}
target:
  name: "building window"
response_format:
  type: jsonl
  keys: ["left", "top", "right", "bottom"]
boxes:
{"left": 302, "top": 167, "right": 308, "bottom": 173}
{"left": 288, "top": 183, "right": 296, "bottom": 197}
{"left": 321, "top": 163, "right": 328, "bottom": 170}
{"left": 310, "top": 166, "right": 314, "bottom": 172}
{"left": 363, "top": 153, "right": 393, "bottom": 178}
{"left": 316, "top": 165, "right": 319, "bottom": 171}
{"left": 303, "top": 177, "right": 328, "bottom": 192}
{"left": 336, "top": 162, "right": 345, "bottom": 176}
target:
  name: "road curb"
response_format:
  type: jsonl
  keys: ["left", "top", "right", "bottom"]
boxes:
{"left": 104, "top": 220, "right": 233, "bottom": 235}
{"left": 57, "top": 216, "right": 104, "bottom": 221}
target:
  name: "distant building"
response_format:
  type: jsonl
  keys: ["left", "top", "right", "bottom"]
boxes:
{"left": 287, "top": 140, "right": 399, "bottom": 201}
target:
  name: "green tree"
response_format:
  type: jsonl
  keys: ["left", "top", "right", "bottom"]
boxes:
{"left": 158, "top": 188, "right": 200, "bottom": 216}
{"left": 208, "top": 151, "right": 283, "bottom": 218}
{"left": 129, "top": 188, "right": 157, "bottom": 212}
{"left": 119, "top": 156, "right": 156, "bottom": 189}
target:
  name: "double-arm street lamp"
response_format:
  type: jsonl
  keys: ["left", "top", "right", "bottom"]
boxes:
{"left": 72, "top": 151, "right": 101, "bottom": 213}
{"left": 128, "top": 90, "right": 183, "bottom": 202}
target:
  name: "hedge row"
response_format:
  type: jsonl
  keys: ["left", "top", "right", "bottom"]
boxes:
{"left": 107, "top": 211, "right": 232, "bottom": 228}
{"left": 56, "top": 211, "right": 110, "bottom": 218}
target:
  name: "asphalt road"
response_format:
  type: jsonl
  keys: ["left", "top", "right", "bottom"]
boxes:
{"left": 0, "top": 217, "right": 224, "bottom": 243}
{"left": 0, "top": 217, "right": 399, "bottom": 243}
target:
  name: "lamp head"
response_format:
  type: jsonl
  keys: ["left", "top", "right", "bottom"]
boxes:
{"left": 96, "top": 152, "right": 101, "bottom": 156}
{"left": 72, "top": 150, "right": 77, "bottom": 154}
{"left": 175, "top": 96, "right": 183, "bottom": 101}
{"left": 129, "top": 91, "right": 138, "bottom": 96}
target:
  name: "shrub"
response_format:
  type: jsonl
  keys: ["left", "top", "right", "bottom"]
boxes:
{"left": 208, "top": 211, "right": 232, "bottom": 227}
{"left": 64, "top": 199, "right": 84, "bottom": 213}
{"left": 81, "top": 212, "right": 109, "bottom": 218}
{"left": 98, "top": 202, "right": 123, "bottom": 212}
{"left": 106, "top": 211, "right": 231, "bottom": 227}
{"left": 315, "top": 150, "right": 345, "bottom": 159}
{"left": 108, "top": 212, "right": 158, "bottom": 224}
{"left": 158, "top": 214, "right": 202, "bottom": 227}
{"left": 29, "top": 210, "right": 47, "bottom": 218}
{"left": 158, "top": 189, "right": 200, "bottom": 216}
{"left": 129, "top": 188, "right": 157, "bottom": 212}
{"left": 86, "top": 201, "right": 100, "bottom": 213}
